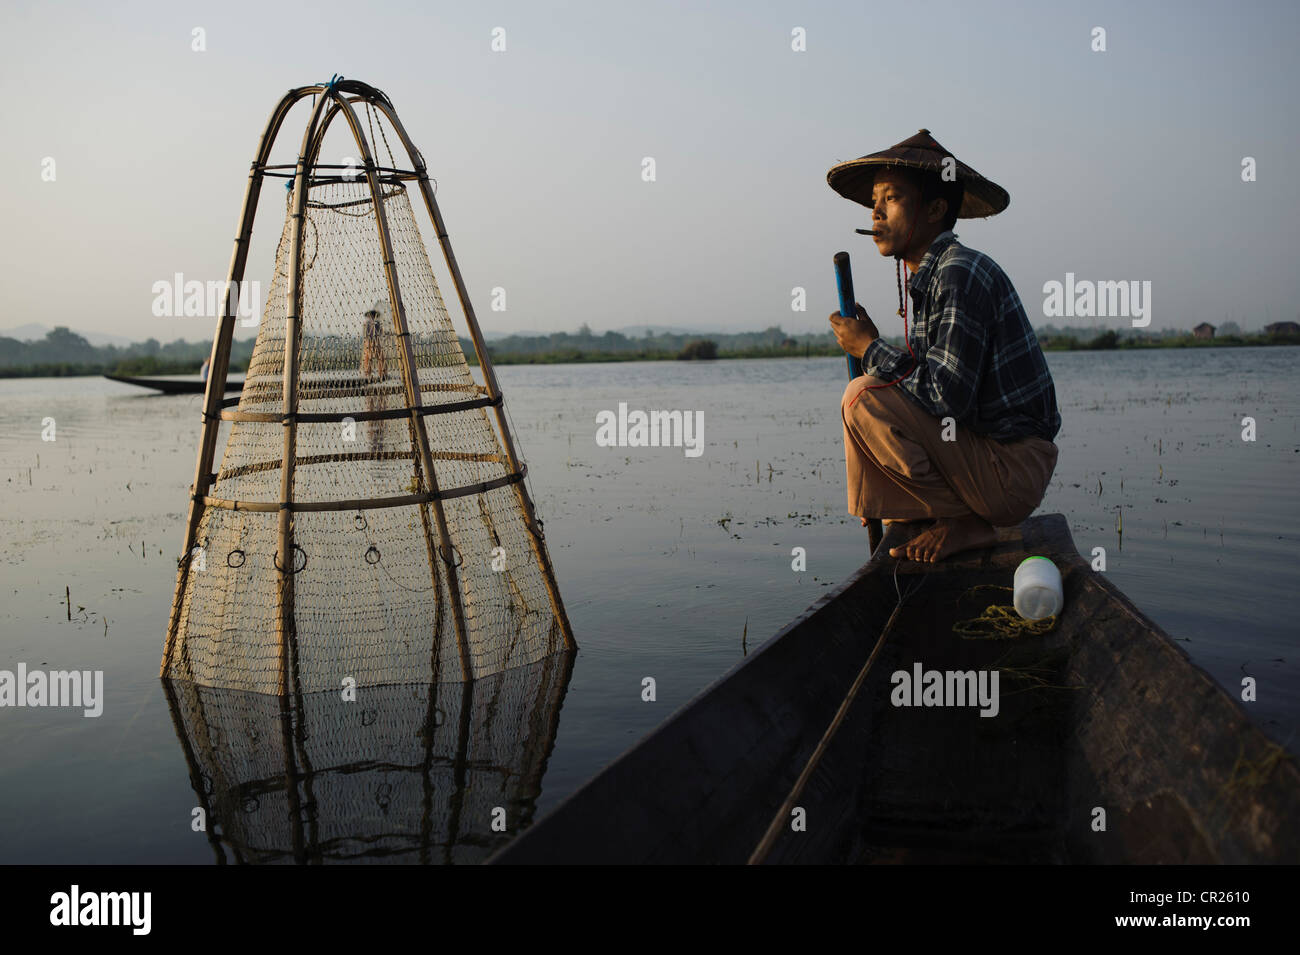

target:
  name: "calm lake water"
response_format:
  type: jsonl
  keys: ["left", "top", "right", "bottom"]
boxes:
{"left": 1, "top": 347, "right": 1297, "bottom": 863}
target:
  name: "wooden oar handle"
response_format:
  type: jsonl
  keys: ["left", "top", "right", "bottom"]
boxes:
{"left": 835, "top": 252, "right": 864, "bottom": 379}
{"left": 836, "top": 251, "right": 882, "bottom": 552}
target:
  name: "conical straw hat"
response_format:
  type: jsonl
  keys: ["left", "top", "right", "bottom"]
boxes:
{"left": 827, "top": 128, "right": 1009, "bottom": 218}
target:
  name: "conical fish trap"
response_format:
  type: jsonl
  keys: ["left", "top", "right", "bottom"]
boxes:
{"left": 164, "top": 652, "right": 572, "bottom": 863}
{"left": 162, "top": 80, "right": 573, "bottom": 695}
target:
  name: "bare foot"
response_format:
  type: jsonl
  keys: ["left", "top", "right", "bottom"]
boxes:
{"left": 887, "top": 514, "right": 998, "bottom": 563}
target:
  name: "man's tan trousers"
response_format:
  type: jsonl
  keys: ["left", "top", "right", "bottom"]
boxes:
{"left": 841, "top": 375, "right": 1059, "bottom": 526}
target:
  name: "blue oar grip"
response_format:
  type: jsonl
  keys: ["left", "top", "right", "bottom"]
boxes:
{"left": 834, "top": 252, "right": 863, "bottom": 379}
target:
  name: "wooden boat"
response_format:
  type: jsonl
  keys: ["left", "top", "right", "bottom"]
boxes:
{"left": 489, "top": 514, "right": 1300, "bottom": 864}
{"left": 104, "top": 373, "right": 242, "bottom": 395}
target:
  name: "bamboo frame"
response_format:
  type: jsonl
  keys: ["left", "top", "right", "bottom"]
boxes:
{"left": 162, "top": 78, "right": 577, "bottom": 690}
{"left": 220, "top": 393, "right": 499, "bottom": 423}
{"left": 324, "top": 91, "right": 474, "bottom": 681}
{"left": 306, "top": 88, "right": 575, "bottom": 653}
{"left": 201, "top": 468, "right": 525, "bottom": 513}
{"left": 163, "top": 86, "right": 308, "bottom": 677}
{"left": 369, "top": 99, "right": 577, "bottom": 651}
{"left": 214, "top": 448, "right": 505, "bottom": 482}
{"left": 274, "top": 88, "right": 337, "bottom": 696}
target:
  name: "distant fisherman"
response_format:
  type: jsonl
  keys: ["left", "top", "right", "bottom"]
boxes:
{"left": 361, "top": 300, "right": 389, "bottom": 455}
{"left": 826, "top": 130, "right": 1061, "bottom": 562}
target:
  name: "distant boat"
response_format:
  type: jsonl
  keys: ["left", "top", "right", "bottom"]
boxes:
{"left": 104, "top": 374, "right": 243, "bottom": 395}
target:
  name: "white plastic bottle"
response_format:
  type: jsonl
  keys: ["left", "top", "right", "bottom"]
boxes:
{"left": 1013, "top": 556, "right": 1063, "bottom": 621}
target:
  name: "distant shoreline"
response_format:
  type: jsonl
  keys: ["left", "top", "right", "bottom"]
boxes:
{"left": 1, "top": 335, "right": 1296, "bottom": 379}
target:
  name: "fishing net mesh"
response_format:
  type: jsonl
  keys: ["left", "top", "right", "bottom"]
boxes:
{"left": 165, "top": 651, "right": 569, "bottom": 863}
{"left": 167, "top": 179, "right": 561, "bottom": 694}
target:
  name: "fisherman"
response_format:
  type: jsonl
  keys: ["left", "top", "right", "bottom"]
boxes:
{"left": 361, "top": 302, "right": 387, "bottom": 381}
{"left": 827, "top": 130, "right": 1061, "bottom": 563}
{"left": 361, "top": 301, "right": 389, "bottom": 455}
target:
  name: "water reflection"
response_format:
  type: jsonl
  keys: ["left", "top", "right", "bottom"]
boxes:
{"left": 161, "top": 651, "right": 573, "bottom": 864}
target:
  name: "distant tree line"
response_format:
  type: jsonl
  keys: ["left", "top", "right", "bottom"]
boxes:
{"left": 2, "top": 321, "right": 1297, "bottom": 378}
{"left": 1035, "top": 322, "right": 1300, "bottom": 351}
{"left": 455, "top": 324, "right": 849, "bottom": 365}
{"left": 0, "top": 327, "right": 255, "bottom": 377}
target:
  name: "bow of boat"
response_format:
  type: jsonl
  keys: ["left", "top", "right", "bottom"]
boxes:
{"left": 488, "top": 514, "right": 1299, "bottom": 864}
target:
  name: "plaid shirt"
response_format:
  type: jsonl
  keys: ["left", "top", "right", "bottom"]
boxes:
{"left": 860, "top": 231, "right": 1061, "bottom": 443}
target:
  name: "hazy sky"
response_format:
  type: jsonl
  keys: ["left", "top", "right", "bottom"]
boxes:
{"left": 1, "top": 0, "right": 1297, "bottom": 343}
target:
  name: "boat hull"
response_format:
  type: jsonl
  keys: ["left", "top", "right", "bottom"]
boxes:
{"left": 488, "top": 514, "right": 1299, "bottom": 864}
{"left": 104, "top": 373, "right": 242, "bottom": 395}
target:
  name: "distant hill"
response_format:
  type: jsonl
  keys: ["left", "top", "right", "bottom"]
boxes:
{"left": 0, "top": 326, "right": 254, "bottom": 377}
{"left": 0, "top": 323, "right": 141, "bottom": 347}
{"left": 0, "top": 322, "right": 714, "bottom": 347}
{"left": 613, "top": 324, "right": 714, "bottom": 338}
{"left": 5, "top": 320, "right": 1294, "bottom": 379}
{"left": 0, "top": 323, "right": 263, "bottom": 347}
{"left": 0, "top": 323, "right": 267, "bottom": 347}
{"left": 482, "top": 325, "right": 714, "bottom": 339}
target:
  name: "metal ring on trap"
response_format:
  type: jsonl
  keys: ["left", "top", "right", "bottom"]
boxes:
{"left": 273, "top": 545, "right": 308, "bottom": 574}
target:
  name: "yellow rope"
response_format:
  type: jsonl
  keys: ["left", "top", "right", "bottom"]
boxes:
{"left": 1211, "top": 741, "right": 1290, "bottom": 814}
{"left": 952, "top": 585, "right": 1057, "bottom": 639}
